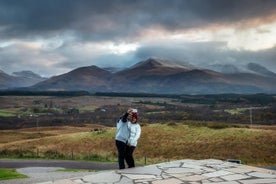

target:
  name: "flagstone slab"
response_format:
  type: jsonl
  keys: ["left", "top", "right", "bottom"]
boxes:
{"left": 114, "top": 176, "right": 133, "bottom": 184}
{"left": 208, "top": 177, "right": 225, "bottom": 182}
{"left": 203, "top": 170, "right": 234, "bottom": 178}
{"left": 72, "top": 179, "right": 84, "bottom": 184}
{"left": 169, "top": 172, "right": 193, "bottom": 178}
{"left": 152, "top": 178, "right": 183, "bottom": 184}
{"left": 165, "top": 167, "right": 203, "bottom": 174}
{"left": 199, "top": 159, "right": 225, "bottom": 165}
{"left": 177, "top": 174, "right": 208, "bottom": 181}
{"left": 156, "top": 161, "right": 182, "bottom": 168}
{"left": 225, "top": 167, "right": 256, "bottom": 174}
{"left": 247, "top": 171, "right": 276, "bottom": 178}
{"left": 82, "top": 171, "right": 120, "bottom": 183}
{"left": 239, "top": 165, "right": 276, "bottom": 174}
{"left": 50, "top": 179, "right": 76, "bottom": 184}
{"left": 206, "top": 162, "right": 238, "bottom": 170}
{"left": 121, "top": 173, "right": 157, "bottom": 180}
{"left": 239, "top": 178, "right": 276, "bottom": 184}
{"left": 117, "top": 164, "right": 162, "bottom": 176}
{"left": 202, "top": 181, "right": 240, "bottom": 184}
{"left": 221, "top": 174, "right": 252, "bottom": 181}
{"left": 182, "top": 163, "right": 213, "bottom": 170}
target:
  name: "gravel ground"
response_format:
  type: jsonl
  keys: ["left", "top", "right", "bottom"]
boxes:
{"left": 0, "top": 159, "right": 118, "bottom": 184}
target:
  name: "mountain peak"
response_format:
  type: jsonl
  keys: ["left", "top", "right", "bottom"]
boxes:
{"left": 247, "top": 62, "right": 276, "bottom": 77}
{"left": 130, "top": 58, "right": 164, "bottom": 69}
{"left": 12, "top": 70, "right": 43, "bottom": 79}
{"left": 131, "top": 57, "right": 192, "bottom": 70}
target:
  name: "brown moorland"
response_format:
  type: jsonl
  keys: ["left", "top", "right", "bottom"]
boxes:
{"left": 0, "top": 123, "right": 275, "bottom": 167}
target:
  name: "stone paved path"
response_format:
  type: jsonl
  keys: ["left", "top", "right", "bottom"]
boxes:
{"left": 37, "top": 159, "right": 276, "bottom": 184}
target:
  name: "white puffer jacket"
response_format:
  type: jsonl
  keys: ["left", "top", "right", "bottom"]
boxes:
{"left": 127, "top": 122, "right": 141, "bottom": 147}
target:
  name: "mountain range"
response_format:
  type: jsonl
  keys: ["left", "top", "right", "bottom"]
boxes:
{"left": 1, "top": 58, "right": 276, "bottom": 94}
{"left": 0, "top": 70, "right": 46, "bottom": 90}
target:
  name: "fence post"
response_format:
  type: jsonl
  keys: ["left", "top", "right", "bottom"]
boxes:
{"left": 20, "top": 147, "right": 23, "bottom": 158}
{"left": 71, "top": 150, "right": 74, "bottom": 160}
{"left": 144, "top": 156, "right": 147, "bottom": 165}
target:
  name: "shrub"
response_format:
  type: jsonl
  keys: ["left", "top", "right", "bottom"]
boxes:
{"left": 206, "top": 122, "right": 231, "bottom": 129}
{"left": 44, "top": 150, "right": 65, "bottom": 159}
{"left": 167, "top": 122, "right": 177, "bottom": 126}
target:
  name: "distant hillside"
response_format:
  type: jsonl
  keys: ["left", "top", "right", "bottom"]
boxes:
{"left": 30, "top": 66, "right": 112, "bottom": 91}
{"left": 206, "top": 63, "right": 276, "bottom": 78}
{"left": 247, "top": 63, "right": 276, "bottom": 78}
{"left": 207, "top": 64, "right": 240, "bottom": 74}
{"left": 1, "top": 58, "right": 276, "bottom": 94}
{"left": 0, "top": 70, "right": 46, "bottom": 89}
{"left": 0, "top": 70, "right": 14, "bottom": 89}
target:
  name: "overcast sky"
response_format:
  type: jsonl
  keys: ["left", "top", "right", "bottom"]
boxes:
{"left": 0, "top": 0, "right": 276, "bottom": 77}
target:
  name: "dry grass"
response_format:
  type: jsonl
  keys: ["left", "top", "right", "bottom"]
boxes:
{"left": 0, "top": 123, "right": 275, "bottom": 167}
{"left": 0, "top": 124, "right": 105, "bottom": 144}
{"left": 138, "top": 123, "right": 276, "bottom": 166}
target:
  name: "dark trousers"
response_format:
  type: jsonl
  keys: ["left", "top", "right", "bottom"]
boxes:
{"left": 126, "top": 145, "right": 136, "bottom": 168}
{"left": 116, "top": 140, "right": 127, "bottom": 169}
{"left": 116, "top": 140, "right": 136, "bottom": 169}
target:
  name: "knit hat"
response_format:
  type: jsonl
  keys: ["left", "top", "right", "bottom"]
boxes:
{"left": 132, "top": 112, "right": 138, "bottom": 119}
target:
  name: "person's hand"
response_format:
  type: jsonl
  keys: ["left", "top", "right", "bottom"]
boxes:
{"left": 127, "top": 108, "right": 133, "bottom": 113}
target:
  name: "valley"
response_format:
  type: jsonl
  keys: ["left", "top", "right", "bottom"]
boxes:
{"left": 0, "top": 93, "right": 275, "bottom": 167}
{"left": 0, "top": 93, "right": 275, "bottom": 129}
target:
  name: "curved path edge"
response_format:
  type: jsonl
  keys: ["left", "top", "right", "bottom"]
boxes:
{"left": 0, "top": 159, "right": 118, "bottom": 170}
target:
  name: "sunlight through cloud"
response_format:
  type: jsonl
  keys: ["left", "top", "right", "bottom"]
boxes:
{"left": 227, "top": 22, "right": 276, "bottom": 51}
{"left": 107, "top": 43, "right": 139, "bottom": 55}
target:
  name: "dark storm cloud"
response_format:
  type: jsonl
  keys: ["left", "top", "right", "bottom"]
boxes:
{"left": 0, "top": 0, "right": 276, "bottom": 76}
{"left": 0, "top": 0, "right": 276, "bottom": 40}
{"left": 0, "top": 0, "right": 115, "bottom": 39}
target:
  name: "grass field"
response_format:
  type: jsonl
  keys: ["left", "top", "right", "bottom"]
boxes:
{"left": 0, "top": 109, "right": 17, "bottom": 117}
{"left": 0, "top": 122, "right": 275, "bottom": 167}
{"left": 0, "top": 168, "right": 27, "bottom": 180}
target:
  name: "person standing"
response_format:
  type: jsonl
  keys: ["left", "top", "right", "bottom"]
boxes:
{"left": 126, "top": 110, "right": 141, "bottom": 168}
{"left": 115, "top": 108, "right": 133, "bottom": 169}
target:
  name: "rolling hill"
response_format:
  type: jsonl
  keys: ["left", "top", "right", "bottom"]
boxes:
{"left": 30, "top": 66, "right": 113, "bottom": 91}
